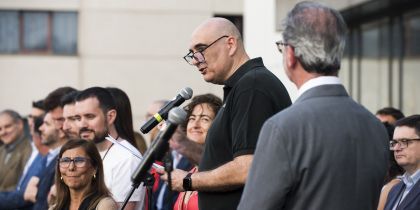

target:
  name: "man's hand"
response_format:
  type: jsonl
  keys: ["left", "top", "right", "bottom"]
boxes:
{"left": 24, "top": 176, "right": 39, "bottom": 202}
{"left": 47, "top": 184, "right": 57, "bottom": 207}
{"left": 160, "top": 169, "right": 189, "bottom": 192}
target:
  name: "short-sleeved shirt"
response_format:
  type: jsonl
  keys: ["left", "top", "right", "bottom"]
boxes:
{"left": 100, "top": 139, "right": 145, "bottom": 209}
{"left": 198, "top": 57, "right": 291, "bottom": 210}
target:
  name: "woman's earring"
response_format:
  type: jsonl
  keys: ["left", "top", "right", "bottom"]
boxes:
{"left": 93, "top": 174, "right": 96, "bottom": 179}
{"left": 60, "top": 176, "right": 63, "bottom": 181}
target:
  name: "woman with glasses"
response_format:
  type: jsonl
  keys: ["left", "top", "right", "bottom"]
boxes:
{"left": 172, "top": 94, "right": 222, "bottom": 210}
{"left": 49, "top": 139, "right": 118, "bottom": 210}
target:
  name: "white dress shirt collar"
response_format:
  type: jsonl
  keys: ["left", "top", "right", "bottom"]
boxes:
{"left": 297, "top": 76, "right": 342, "bottom": 99}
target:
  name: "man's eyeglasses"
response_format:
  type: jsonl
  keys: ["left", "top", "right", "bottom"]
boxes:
{"left": 58, "top": 157, "right": 90, "bottom": 168}
{"left": 275, "top": 41, "right": 289, "bottom": 54}
{"left": 389, "top": 138, "right": 420, "bottom": 150}
{"left": 183, "top": 35, "right": 229, "bottom": 65}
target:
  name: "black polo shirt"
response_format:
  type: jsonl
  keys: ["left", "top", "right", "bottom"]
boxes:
{"left": 198, "top": 57, "right": 291, "bottom": 210}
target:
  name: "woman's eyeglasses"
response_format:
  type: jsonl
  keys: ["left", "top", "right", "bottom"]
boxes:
{"left": 58, "top": 157, "right": 90, "bottom": 168}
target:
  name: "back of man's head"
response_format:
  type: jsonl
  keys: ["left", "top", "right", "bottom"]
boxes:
{"left": 44, "top": 87, "right": 77, "bottom": 112}
{"left": 281, "top": 1, "right": 347, "bottom": 75}
{"left": 76, "top": 87, "right": 116, "bottom": 115}
{"left": 395, "top": 115, "right": 420, "bottom": 137}
{"left": 376, "top": 107, "right": 405, "bottom": 122}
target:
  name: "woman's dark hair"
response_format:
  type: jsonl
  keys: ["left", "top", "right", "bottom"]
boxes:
{"left": 181, "top": 94, "right": 223, "bottom": 129}
{"left": 106, "top": 87, "right": 139, "bottom": 150}
{"left": 52, "top": 139, "right": 111, "bottom": 210}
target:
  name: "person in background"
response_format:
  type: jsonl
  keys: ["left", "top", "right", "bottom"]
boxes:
{"left": 377, "top": 122, "right": 405, "bottom": 210}
{"left": 0, "top": 109, "right": 32, "bottom": 191}
{"left": 28, "top": 100, "right": 49, "bottom": 156}
{"left": 171, "top": 94, "right": 222, "bottom": 210}
{"left": 61, "top": 90, "right": 80, "bottom": 139}
{"left": 0, "top": 114, "right": 47, "bottom": 210}
{"left": 24, "top": 86, "right": 76, "bottom": 210}
{"left": 384, "top": 115, "right": 420, "bottom": 210}
{"left": 376, "top": 107, "right": 405, "bottom": 125}
{"left": 74, "top": 87, "right": 145, "bottom": 210}
{"left": 28, "top": 100, "right": 46, "bottom": 136}
{"left": 107, "top": 87, "right": 147, "bottom": 154}
{"left": 50, "top": 139, "right": 118, "bottom": 210}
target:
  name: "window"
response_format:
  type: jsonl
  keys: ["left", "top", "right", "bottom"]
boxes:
{"left": 0, "top": 11, "right": 19, "bottom": 53}
{"left": 0, "top": 10, "right": 78, "bottom": 55}
{"left": 341, "top": 0, "right": 420, "bottom": 116}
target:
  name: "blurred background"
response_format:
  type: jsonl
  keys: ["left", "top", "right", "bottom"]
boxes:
{"left": 1, "top": 0, "right": 419, "bottom": 131}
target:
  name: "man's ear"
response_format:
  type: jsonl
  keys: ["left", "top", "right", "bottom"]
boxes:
{"left": 227, "top": 36, "right": 238, "bottom": 56}
{"left": 106, "top": 109, "right": 117, "bottom": 126}
{"left": 286, "top": 46, "right": 297, "bottom": 70}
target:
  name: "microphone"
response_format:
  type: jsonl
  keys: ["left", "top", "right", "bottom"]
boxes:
{"left": 140, "top": 87, "right": 192, "bottom": 134}
{"left": 132, "top": 107, "right": 187, "bottom": 185}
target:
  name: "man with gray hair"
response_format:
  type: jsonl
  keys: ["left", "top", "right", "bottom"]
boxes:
{"left": 238, "top": 2, "right": 389, "bottom": 210}
{"left": 0, "top": 109, "right": 32, "bottom": 191}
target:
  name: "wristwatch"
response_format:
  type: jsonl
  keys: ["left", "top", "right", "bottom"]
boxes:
{"left": 183, "top": 173, "right": 193, "bottom": 191}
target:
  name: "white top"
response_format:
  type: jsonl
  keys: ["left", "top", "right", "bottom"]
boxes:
{"left": 22, "top": 142, "right": 38, "bottom": 176}
{"left": 297, "top": 76, "right": 342, "bottom": 99}
{"left": 100, "top": 139, "right": 145, "bottom": 208}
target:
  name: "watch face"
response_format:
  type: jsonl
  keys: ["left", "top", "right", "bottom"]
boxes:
{"left": 183, "top": 173, "right": 192, "bottom": 191}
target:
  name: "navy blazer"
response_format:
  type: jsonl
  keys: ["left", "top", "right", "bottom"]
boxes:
{"left": 32, "top": 154, "right": 57, "bottom": 210}
{"left": 384, "top": 180, "right": 420, "bottom": 210}
{"left": 0, "top": 153, "right": 46, "bottom": 210}
{"left": 152, "top": 156, "right": 193, "bottom": 210}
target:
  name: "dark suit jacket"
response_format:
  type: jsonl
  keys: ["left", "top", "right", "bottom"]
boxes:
{"left": 32, "top": 154, "right": 57, "bottom": 210}
{"left": 0, "top": 153, "right": 46, "bottom": 210}
{"left": 384, "top": 180, "right": 420, "bottom": 210}
{"left": 238, "top": 84, "right": 389, "bottom": 210}
{"left": 152, "top": 156, "right": 192, "bottom": 210}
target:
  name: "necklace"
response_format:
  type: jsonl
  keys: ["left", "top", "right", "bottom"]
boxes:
{"left": 102, "top": 143, "right": 114, "bottom": 161}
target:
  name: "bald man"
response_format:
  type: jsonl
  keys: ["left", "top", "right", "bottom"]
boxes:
{"left": 161, "top": 18, "right": 291, "bottom": 210}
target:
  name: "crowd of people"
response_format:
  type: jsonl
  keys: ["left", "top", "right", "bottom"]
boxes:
{"left": 1, "top": 1, "right": 420, "bottom": 210}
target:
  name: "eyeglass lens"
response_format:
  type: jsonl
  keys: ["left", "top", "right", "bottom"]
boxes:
{"left": 59, "top": 157, "right": 88, "bottom": 168}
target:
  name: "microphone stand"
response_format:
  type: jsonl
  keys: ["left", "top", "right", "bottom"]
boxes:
{"left": 120, "top": 123, "right": 178, "bottom": 210}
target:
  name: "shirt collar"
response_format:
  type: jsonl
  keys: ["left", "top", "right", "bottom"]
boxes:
{"left": 401, "top": 169, "right": 420, "bottom": 189}
{"left": 223, "top": 57, "right": 264, "bottom": 101}
{"left": 47, "top": 146, "right": 62, "bottom": 165}
{"left": 4, "top": 133, "right": 26, "bottom": 153}
{"left": 297, "top": 76, "right": 342, "bottom": 98}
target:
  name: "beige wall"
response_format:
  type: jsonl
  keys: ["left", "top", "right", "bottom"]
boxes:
{"left": 0, "top": 0, "right": 242, "bottom": 131}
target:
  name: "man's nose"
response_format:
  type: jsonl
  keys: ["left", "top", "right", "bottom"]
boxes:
{"left": 76, "top": 118, "right": 87, "bottom": 129}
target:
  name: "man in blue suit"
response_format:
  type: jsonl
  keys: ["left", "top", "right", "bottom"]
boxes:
{"left": 23, "top": 87, "right": 74, "bottom": 210}
{"left": 385, "top": 115, "right": 420, "bottom": 210}
{"left": 0, "top": 152, "right": 46, "bottom": 210}
{"left": 152, "top": 151, "right": 192, "bottom": 210}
